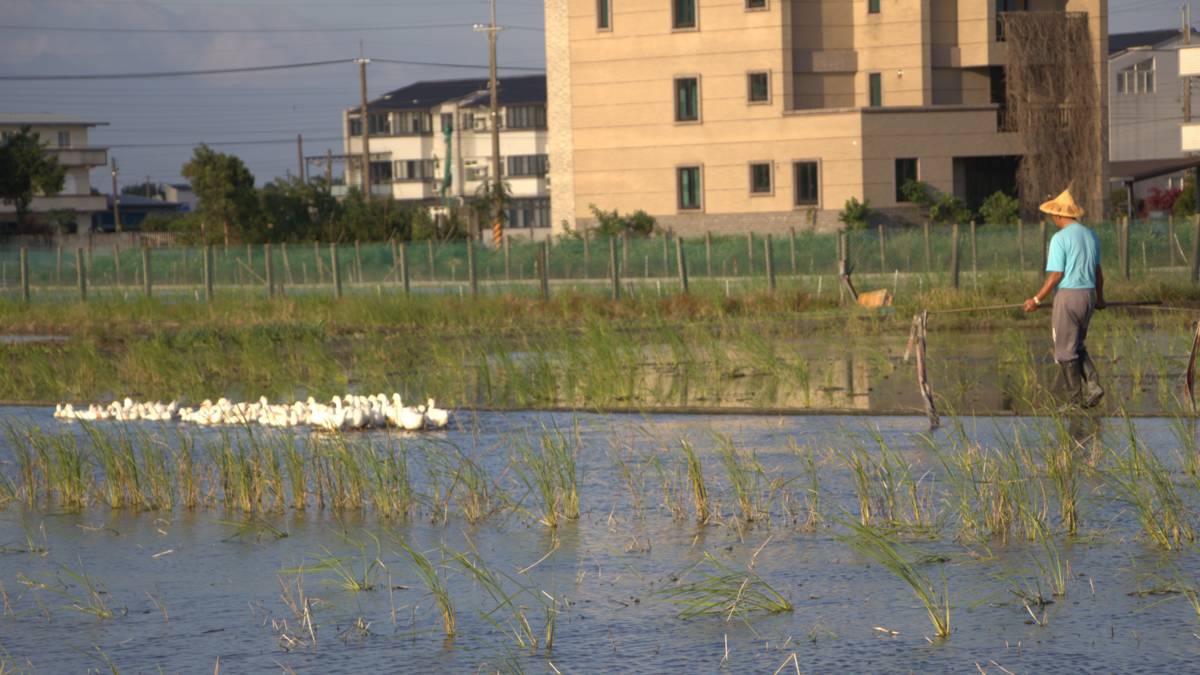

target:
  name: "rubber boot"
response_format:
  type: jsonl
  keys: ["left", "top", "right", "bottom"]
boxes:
{"left": 1080, "top": 352, "right": 1104, "bottom": 409}
{"left": 1058, "top": 359, "right": 1084, "bottom": 411}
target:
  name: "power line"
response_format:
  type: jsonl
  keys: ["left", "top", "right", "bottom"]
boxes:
{"left": 0, "top": 57, "right": 543, "bottom": 81}
{"left": 0, "top": 22, "right": 542, "bottom": 34}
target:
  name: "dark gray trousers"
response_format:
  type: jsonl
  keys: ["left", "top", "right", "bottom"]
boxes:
{"left": 1051, "top": 289, "right": 1096, "bottom": 363}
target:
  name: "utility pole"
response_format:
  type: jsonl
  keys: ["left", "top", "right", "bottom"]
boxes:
{"left": 110, "top": 158, "right": 122, "bottom": 233}
{"left": 356, "top": 53, "right": 372, "bottom": 199}
{"left": 475, "top": 0, "right": 504, "bottom": 242}
{"left": 297, "top": 134, "right": 306, "bottom": 183}
{"left": 325, "top": 149, "right": 333, "bottom": 184}
{"left": 1186, "top": 3, "right": 1193, "bottom": 123}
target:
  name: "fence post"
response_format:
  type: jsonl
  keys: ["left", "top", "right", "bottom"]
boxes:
{"left": 705, "top": 231, "right": 713, "bottom": 277}
{"left": 1192, "top": 215, "right": 1200, "bottom": 282}
{"left": 19, "top": 247, "right": 29, "bottom": 303}
{"left": 354, "top": 239, "right": 364, "bottom": 284}
{"left": 1040, "top": 221, "right": 1049, "bottom": 277}
{"left": 970, "top": 220, "right": 978, "bottom": 281}
{"left": 539, "top": 241, "right": 550, "bottom": 300}
{"left": 113, "top": 246, "right": 121, "bottom": 288}
{"left": 246, "top": 244, "right": 253, "bottom": 283}
{"left": 56, "top": 245, "right": 62, "bottom": 286}
{"left": 281, "top": 243, "right": 294, "bottom": 286}
{"left": 314, "top": 241, "right": 324, "bottom": 284}
{"left": 1169, "top": 215, "right": 1178, "bottom": 267}
{"left": 400, "top": 243, "right": 410, "bottom": 295}
{"left": 610, "top": 237, "right": 621, "bottom": 301}
{"left": 331, "top": 242, "right": 343, "bottom": 299}
{"left": 142, "top": 246, "right": 151, "bottom": 298}
{"left": 765, "top": 234, "right": 776, "bottom": 293}
{"left": 503, "top": 235, "right": 511, "bottom": 281}
{"left": 621, "top": 231, "right": 629, "bottom": 272}
{"left": 264, "top": 243, "right": 275, "bottom": 298}
{"left": 923, "top": 221, "right": 932, "bottom": 272}
{"left": 75, "top": 248, "right": 87, "bottom": 301}
{"left": 203, "top": 245, "right": 214, "bottom": 302}
{"left": 1122, "top": 218, "right": 1131, "bottom": 279}
{"left": 839, "top": 230, "right": 850, "bottom": 273}
{"left": 661, "top": 231, "right": 670, "bottom": 277}
{"left": 789, "top": 227, "right": 797, "bottom": 275}
{"left": 467, "top": 238, "right": 478, "bottom": 297}
{"left": 583, "top": 230, "right": 590, "bottom": 280}
{"left": 950, "top": 223, "right": 960, "bottom": 289}
{"left": 1018, "top": 221, "right": 1026, "bottom": 270}
{"left": 676, "top": 236, "right": 689, "bottom": 294}
{"left": 878, "top": 224, "right": 886, "bottom": 272}
{"left": 746, "top": 232, "right": 754, "bottom": 275}
{"left": 427, "top": 240, "right": 435, "bottom": 281}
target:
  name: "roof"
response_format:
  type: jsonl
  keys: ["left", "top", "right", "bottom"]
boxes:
{"left": 1108, "top": 28, "right": 1197, "bottom": 55}
{"left": 1110, "top": 157, "right": 1200, "bottom": 183}
{"left": 109, "top": 194, "right": 181, "bottom": 209}
{"left": 0, "top": 113, "right": 108, "bottom": 127}
{"left": 363, "top": 74, "right": 546, "bottom": 112}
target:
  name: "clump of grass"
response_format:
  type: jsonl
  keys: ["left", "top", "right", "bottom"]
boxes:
{"left": 789, "top": 441, "right": 823, "bottom": 531}
{"left": 658, "top": 552, "right": 793, "bottom": 620}
{"left": 512, "top": 427, "right": 579, "bottom": 528}
{"left": 290, "top": 531, "right": 382, "bottom": 593}
{"left": 1104, "top": 419, "right": 1195, "bottom": 551}
{"left": 452, "top": 549, "right": 558, "bottom": 654}
{"left": 395, "top": 537, "right": 455, "bottom": 637}
{"left": 680, "top": 440, "right": 710, "bottom": 523}
{"left": 840, "top": 520, "right": 951, "bottom": 639}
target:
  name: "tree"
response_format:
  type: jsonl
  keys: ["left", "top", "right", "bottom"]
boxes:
{"left": 588, "top": 204, "right": 656, "bottom": 237}
{"left": 838, "top": 197, "right": 872, "bottom": 229}
{"left": 0, "top": 126, "right": 66, "bottom": 230}
{"left": 978, "top": 191, "right": 1020, "bottom": 225}
{"left": 258, "top": 177, "right": 342, "bottom": 242}
{"left": 181, "top": 145, "right": 259, "bottom": 244}
{"left": 902, "top": 179, "right": 972, "bottom": 225}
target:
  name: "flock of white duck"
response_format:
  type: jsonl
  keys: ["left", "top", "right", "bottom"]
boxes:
{"left": 53, "top": 394, "right": 451, "bottom": 432}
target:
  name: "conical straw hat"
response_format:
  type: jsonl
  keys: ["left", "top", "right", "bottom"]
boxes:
{"left": 1038, "top": 189, "right": 1084, "bottom": 219}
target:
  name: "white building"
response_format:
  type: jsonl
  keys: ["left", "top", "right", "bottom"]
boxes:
{"left": 341, "top": 75, "right": 551, "bottom": 232}
{"left": 0, "top": 114, "right": 109, "bottom": 232}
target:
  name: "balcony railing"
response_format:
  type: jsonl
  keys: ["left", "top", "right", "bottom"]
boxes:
{"left": 46, "top": 147, "right": 108, "bottom": 167}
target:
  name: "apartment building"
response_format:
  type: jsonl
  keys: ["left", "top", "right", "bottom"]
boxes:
{"left": 545, "top": 0, "right": 1108, "bottom": 234}
{"left": 342, "top": 75, "right": 552, "bottom": 232}
{"left": 0, "top": 114, "right": 109, "bottom": 232}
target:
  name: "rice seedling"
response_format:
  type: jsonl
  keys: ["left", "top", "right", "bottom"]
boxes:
{"left": 1104, "top": 418, "right": 1195, "bottom": 551}
{"left": 788, "top": 440, "right": 822, "bottom": 531}
{"left": 679, "top": 440, "right": 710, "bottom": 523}
{"left": 658, "top": 551, "right": 793, "bottom": 620}
{"left": 840, "top": 519, "right": 951, "bottom": 639}
{"left": 276, "top": 570, "right": 318, "bottom": 650}
{"left": 217, "top": 517, "right": 288, "bottom": 543}
{"left": 715, "top": 434, "right": 768, "bottom": 523}
{"left": 452, "top": 549, "right": 558, "bottom": 654}
{"left": 646, "top": 450, "right": 687, "bottom": 520}
{"left": 358, "top": 438, "right": 415, "bottom": 519}
{"left": 33, "top": 562, "right": 125, "bottom": 621}
{"left": 511, "top": 427, "right": 578, "bottom": 529}
{"left": 289, "top": 531, "right": 382, "bottom": 593}
{"left": 395, "top": 536, "right": 455, "bottom": 637}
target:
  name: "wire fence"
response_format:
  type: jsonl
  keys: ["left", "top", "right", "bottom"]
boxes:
{"left": 0, "top": 219, "right": 1196, "bottom": 302}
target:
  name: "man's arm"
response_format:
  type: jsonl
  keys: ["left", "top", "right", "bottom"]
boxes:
{"left": 1023, "top": 272, "right": 1064, "bottom": 312}
{"left": 1095, "top": 264, "right": 1105, "bottom": 309}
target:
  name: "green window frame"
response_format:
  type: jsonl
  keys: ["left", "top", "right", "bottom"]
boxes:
{"left": 748, "top": 72, "right": 770, "bottom": 103}
{"left": 794, "top": 161, "right": 819, "bottom": 206}
{"left": 869, "top": 73, "right": 882, "bottom": 107}
{"left": 673, "top": 0, "right": 696, "bottom": 29}
{"left": 746, "top": 0, "right": 767, "bottom": 8}
{"left": 598, "top": 0, "right": 611, "bottom": 29}
{"left": 675, "top": 77, "right": 699, "bottom": 122}
{"left": 895, "top": 158, "right": 918, "bottom": 202}
{"left": 750, "top": 163, "right": 772, "bottom": 194}
{"left": 678, "top": 166, "right": 702, "bottom": 210}
{"left": 868, "top": 0, "right": 880, "bottom": 14}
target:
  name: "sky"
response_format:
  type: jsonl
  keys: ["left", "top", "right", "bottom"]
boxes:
{"left": 0, "top": 0, "right": 1188, "bottom": 193}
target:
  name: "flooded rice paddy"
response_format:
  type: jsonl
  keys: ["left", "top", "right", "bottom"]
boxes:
{"left": 1, "top": 407, "right": 1199, "bottom": 672}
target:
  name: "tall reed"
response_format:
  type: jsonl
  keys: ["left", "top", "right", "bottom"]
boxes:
{"left": 680, "top": 440, "right": 710, "bottom": 523}
{"left": 841, "top": 520, "right": 951, "bottom": 639}
{"left": 395, "top": 537, "right": 455, "bottom": 637}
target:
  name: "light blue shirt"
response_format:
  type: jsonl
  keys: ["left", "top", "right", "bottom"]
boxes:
{"left": 1046, "top": 221, "right": 1100, "bottom": 289}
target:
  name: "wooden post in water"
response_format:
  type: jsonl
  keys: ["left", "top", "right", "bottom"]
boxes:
{"left": 1192, "top": 215, "right": 1200, "bottom": 282}
{"left": 923, "top": 221, "right": 932, "bottom": 272}
{"left": 399, "top": 243, "right": 410, "bottom": 295}
{"left": 330, "top": 242, "right": 343, "bottom": 299}
{"left": 878, "top": 224, "right": 886, "bottom": 272}
{"left": 950, "top": 223, "right": 960, "bottom": 289}
{"left": 676, "top": 237, "right": 689, "bottom": 294}
{"left": 1121, "top": 218, "right": 1132, "bottom": 279}
{"left": 203, "top": 245, "right": 214, "bottom": 302}
{"left": 75, "top": 248, "right": 87, "bottom": 301}
{"left": 764, "top": 234, "right": 776, "bottom": 293}
{"left": 264, "top": 243, "right": 275, "bottom": 298}
{"left": 538, "top": 241, "right": 550, "bottom": 300}
{"left": 705, "top": 231, "right": 713, "bottom": 277}
{"left": 19, "top": 247, "right": 29, "bottom": 303}
{"left": 142, "top": 246, "right": 151, "bottom": 298}
{"left": 911, "top": 311, "right": 939, "bottom": 430}
{"left": 609, "top": 237, "right": 621, "bottom": 301}
{"left": 467, "top": 238, "right": 478, "bottom": 297}
{"left": 789, "top": 227, "right": 797, "bottom": 275}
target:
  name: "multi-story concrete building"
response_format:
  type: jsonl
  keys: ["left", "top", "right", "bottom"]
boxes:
{"left": 545, "top": 0, "right": 1108, "bottom": 234}
{"left": 0, "top": 114, "right": 109, "bottom": 232}
{"left": 341, "top": 75, "right": 552, "bottom": 232}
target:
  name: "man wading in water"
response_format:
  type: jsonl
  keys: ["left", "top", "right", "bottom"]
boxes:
{"left": 1023, "top": 189, "right": 1105, "bottom": 408}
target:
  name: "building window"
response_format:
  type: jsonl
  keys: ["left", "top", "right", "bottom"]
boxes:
{"left": 598, "top": 0, "right": 611, "bottom": 29}
{"left": 461, "top": 112, "right": 476, "bottom": 130}
{"left": 1117, "top": 59, "right": 1155, "bottom": 95}
{"left": 350, "top": 114, "right": 392, "bottom": 136}
{"left": 441, "top": 113, "right": 454, "bottom": 132}
{"left": 895, "top": 158, "right": 918, "bottom": 202}
{"left": 794, "top": 161, "right": 819, "bottom": 206}
{"left": 750, "top": 162, "right": 772, "bottom": 194}
{"left": 868, "top": 0, "right": 880, "bottom": 13}
{"left": 677, "top": 166, "right": 702, "bottom": 210}
{"left": 507, "top": 154, "right": 549, "bottom": 177}
{"left": 747, "top": 72, "right": 770, "bottom": 103}
{"left": 675, "top": 77, "right": 700, "bottom": 122}
{"left": 369, "top": 160, "right": 393, "bottom": 185}
{"left": 506, "top": 105, "right": 546, "bottom": 129}
{"left": 746, "top": 0, "right": 767, "bottom": 9}
{"left": 673, "top": 0, "right": 696, "bottom": 29}
{"left": 394, "top": 159, "right": 436, "bottom": 182}
{"left": 869, "top": 73, "right": 882, "bottom": 107}
{"left": 507, "top": 198, "right": 551, "bottom": 229}
{"left": 56, "top": 131, "right": 71, "bottom": 148}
